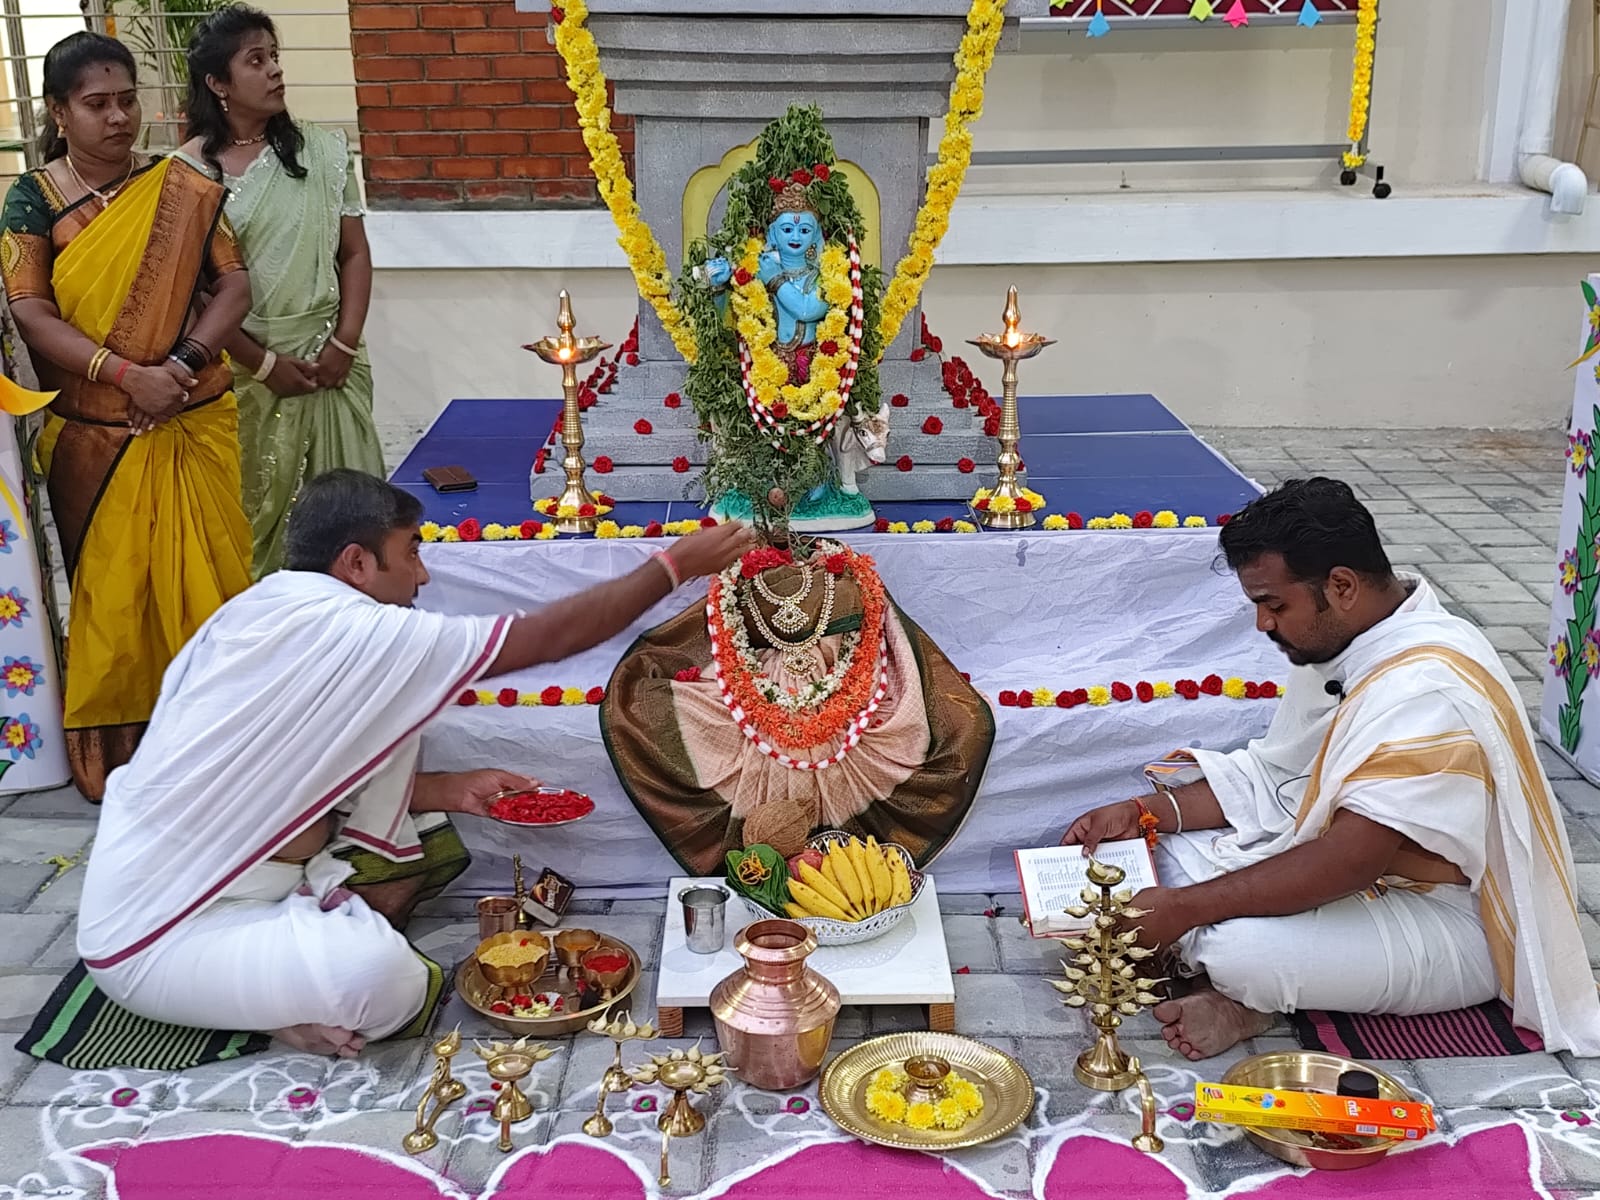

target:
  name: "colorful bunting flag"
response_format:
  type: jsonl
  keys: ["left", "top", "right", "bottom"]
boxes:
{"left": 1189, "top": 0, "right": 1213, "bottom": 19}
{"left": 1224, "top": 0, "right": 1249, "bottom": 27}
{"left": 1297, "top": 0, "right": 1322, "bottom": 26}
{"left": 1087, "top": 0, "right": 1110, "bottom": 37}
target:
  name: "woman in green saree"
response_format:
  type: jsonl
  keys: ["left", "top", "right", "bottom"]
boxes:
{"left": 181, "top": 4, "right": 384, "bottom": 577}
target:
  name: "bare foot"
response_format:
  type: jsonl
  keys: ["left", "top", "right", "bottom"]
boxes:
{"left": 1153, "top": 988, "right": 1274, "bottom": 1061}
{"left": 271, "top": 1023, "right": 367, "bottom": 1058}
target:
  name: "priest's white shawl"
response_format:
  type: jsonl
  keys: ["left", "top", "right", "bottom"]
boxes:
{"left": 1187, "top": 577, "right": 1600, "bottom": 1055}
{"left": 78, "top": 570, "right": 509, "bottom": 972}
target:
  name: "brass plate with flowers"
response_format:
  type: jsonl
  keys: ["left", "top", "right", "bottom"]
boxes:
{"left": 819, "top": 1031, "right": 1033, "bottom": 1151}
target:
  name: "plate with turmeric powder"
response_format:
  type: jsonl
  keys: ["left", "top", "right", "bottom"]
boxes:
{"left": 457, "top": 933, "right": 641, "bottom": 1037}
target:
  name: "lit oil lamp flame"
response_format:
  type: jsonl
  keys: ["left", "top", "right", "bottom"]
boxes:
{"left": 558, "top": 346, "right": 572, "bottom": 360}
{"left": 1002, "top": 286, "right": 1022, "bottom": 348}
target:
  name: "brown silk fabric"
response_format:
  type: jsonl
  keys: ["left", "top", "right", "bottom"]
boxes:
{"left": 600, "top": 594, "right": 995, "bottom": 877}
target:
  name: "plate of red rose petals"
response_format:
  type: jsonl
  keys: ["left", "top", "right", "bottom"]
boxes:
{"left": 487, "top": 786, "right": 595, "bottom": 828}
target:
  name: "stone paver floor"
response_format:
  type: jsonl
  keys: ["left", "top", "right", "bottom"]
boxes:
{"left": 1, "top": 427, "right": 1596, "bottom": 1198}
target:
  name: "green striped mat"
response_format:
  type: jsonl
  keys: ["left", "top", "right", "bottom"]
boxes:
{"left": 16, "top": 950, "right": 446, "bottom": 1070}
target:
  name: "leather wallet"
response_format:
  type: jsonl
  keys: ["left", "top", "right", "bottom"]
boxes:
{"left": 422, "top": 465, "right": 478, "bottom": 493}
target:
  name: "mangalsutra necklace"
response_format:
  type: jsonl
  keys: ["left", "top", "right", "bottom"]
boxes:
{"left": 65, "top": 153, "right": 135, "bottom": 205}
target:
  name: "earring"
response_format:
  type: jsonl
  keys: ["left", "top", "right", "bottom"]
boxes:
{"left": 805, "top": 243, "right": 818, "bottom": 264}
{"left": 220, "top": 97, "right": 229, "bottom": 113}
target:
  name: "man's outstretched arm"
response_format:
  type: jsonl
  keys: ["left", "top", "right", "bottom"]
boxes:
{"left": 484, "top": 521, "right": 756, "bottom": 676}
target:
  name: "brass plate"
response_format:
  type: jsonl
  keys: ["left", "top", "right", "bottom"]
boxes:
{"left": 454, "top": 934, "right": 640, "bottom": 1038}
{"left": 1220, "top": 1051, "right": 1419, "bottom": 1171}
{"left": 485, "top": 786, "right": 595, "bottom": 830}
{"left": 819, "top": 1032, "right": 1034, "bottom": 1151}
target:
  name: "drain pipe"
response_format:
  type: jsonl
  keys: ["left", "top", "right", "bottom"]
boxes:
{"left": 1519, "top": 0, "right": 1588, "bottom": 215}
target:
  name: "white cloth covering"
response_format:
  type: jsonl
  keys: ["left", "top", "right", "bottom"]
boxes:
{"left": 1176, "top": 576, "right": 1600, "bottom": 1053}
{"left": 91, "top": 859, "right": 427, "bottom": 1039}
{"left": 416, "top": 530, "right": 1285, "bottom": 895}
{"left": 1159, "top": 834, "right": 1499, "bottom": 1017}
{"left": 77, "top": 570, "right": 509, "bottom": 1028}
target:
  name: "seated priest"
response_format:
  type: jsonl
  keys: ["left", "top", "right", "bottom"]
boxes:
{"left": 1061, "top": 477, "right": 1600, "bottom": 1060}
{"left": 33, "top": 470, "right": 753, "bottom": 1066}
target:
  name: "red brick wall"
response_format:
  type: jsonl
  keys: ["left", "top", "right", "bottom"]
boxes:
{"left": 347, "top": 0, "right": 627, "bottom": 209}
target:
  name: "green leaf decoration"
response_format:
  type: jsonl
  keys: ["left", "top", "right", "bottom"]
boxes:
{"left": 679, "top": 106, "right": 886, "bottom": 535}
{"left": 1583, "top": 280, "right": 1597, "bottom": 310}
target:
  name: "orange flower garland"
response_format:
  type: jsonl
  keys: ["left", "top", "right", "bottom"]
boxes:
{"left": 707, "top": 545, "right": 888, "bottom": 752}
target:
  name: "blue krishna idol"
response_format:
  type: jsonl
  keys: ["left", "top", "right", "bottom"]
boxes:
{"left": 682, "top": 107, "right": 887, "bottom": 533}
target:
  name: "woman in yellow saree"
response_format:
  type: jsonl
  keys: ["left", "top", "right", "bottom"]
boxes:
{"left": 0, "top": 32, "right": 254, "bottom": 800}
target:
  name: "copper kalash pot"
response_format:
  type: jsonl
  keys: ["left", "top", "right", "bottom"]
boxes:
{"left": 710, "top": 919, "right": 840, "bottom": 1090}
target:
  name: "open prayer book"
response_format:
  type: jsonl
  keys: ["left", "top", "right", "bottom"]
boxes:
{"left": 1014, "top": 840, "right": 1159, "bottom": 938}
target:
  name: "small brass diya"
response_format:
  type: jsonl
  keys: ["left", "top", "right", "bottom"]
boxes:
{"left": 582, "top": 1011, "right": 656, "bottom": 1138}
{"left": 402, "top": 1028, "right": 467, "bottom": 1156}
{"left": 474, "top": 1036, "right": 555, "bottom": 1154}
{"left": 629, "top": 1045, "right": 729, "bottom": 1188}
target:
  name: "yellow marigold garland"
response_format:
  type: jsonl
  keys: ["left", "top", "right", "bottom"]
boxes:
{"left": 730, "top": 239, "right": 855, "bottom": 423}
{"left": 551, "top": 0, "right": 698, "bottom": 363}
{"left": 1341, "top": 0, "right": 1379, "bottom": 170}
{"left": 876, "top": 0, "right": 1009, "bottom": 355}
{"left": 551, "top": 0, "right": 1004, "bottom": 370}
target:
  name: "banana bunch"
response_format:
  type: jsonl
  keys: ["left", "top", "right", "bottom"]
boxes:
{"left": 784, "top": 836, "right": 913, "bottom": 923}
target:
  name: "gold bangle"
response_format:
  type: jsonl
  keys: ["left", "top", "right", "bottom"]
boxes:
{"left": 86, "top": 347, "right": 110, "bottom": 382}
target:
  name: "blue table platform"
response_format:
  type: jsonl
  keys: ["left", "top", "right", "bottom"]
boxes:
{"left": 391, "top": 394, "right": 1262, "bottom": 527}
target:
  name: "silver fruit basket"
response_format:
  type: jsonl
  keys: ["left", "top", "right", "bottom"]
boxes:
{"left": 738, "top": 831, "right": 926, "bottom": 947}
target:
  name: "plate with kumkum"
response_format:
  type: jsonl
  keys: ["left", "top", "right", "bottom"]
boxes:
{"left": 486, "top": 786, "right": 595, "bottom": 829}
{"left": 819, "top": 1032, "right": 1034, "bottom": 1151}
{"left": 455, "top": 933, "right": 640, "bottom": 1037}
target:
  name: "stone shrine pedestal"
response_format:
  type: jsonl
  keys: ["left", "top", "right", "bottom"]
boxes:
{"left": 518, "top": 0, "right": 1045, "bottom": 504}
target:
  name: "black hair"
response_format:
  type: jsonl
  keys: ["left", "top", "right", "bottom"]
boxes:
{"left": 1218, "top": 477, "right": 1395, "bottom": 585}
{"left": 285, "top": 470, "right": 424, "bottom": 573}
{"left": 184, "top": 3, "right": 306, "bottom": 179}
{"left": 37, "top": 32, "right": 138, "bottom": 162}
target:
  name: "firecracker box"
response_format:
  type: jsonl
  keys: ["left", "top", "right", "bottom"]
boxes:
{"left": 1194, "top": 1082, "right": 1436, "bottom": 1141}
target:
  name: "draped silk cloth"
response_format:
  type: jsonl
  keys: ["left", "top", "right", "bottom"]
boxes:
{"left": 204, "top": 127, "right": 383, "bottom": 576}
{"left": 77, "top": 570, "right": 509, "bottom": 973}
{"left": 1186, "top": 578, "right": 1600, "bottom": 1054}
{"left": 601, "top": 594, "right": 995, "bottom": 877}
{"left": 6, "top": 158, "right": 255, "bottom": 799}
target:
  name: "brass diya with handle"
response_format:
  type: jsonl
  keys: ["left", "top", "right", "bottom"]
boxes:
{"left": 819, "top": 1031, "right": 1034, "bottom": 1151}
{"left": 1220, "top": 1051, "right": 1423, "bottom": 1172}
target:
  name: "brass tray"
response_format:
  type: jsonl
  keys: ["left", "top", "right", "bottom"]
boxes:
{"left": 819, "top": 1032, "right": 1034, "bottom": 1151}
{"left": 454, "top": 934, "right": 640, "bottom": 1037}
{"left": 1221, "top": 1051, "right": 1421, "bottom": 1171}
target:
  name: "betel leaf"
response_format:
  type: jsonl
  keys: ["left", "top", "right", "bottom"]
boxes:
{"left": 725, "top": 844, "right": 791, "bottom": 913}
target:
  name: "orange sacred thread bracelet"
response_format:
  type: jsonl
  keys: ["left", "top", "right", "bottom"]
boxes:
{"left": 1132, "top": 796, "right": 1160, "bottom": 849}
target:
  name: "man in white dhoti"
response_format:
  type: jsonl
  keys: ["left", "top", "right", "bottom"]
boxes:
{"left": 1062, "top": 478, "right": 1600, "bottom": 1060}
{"left": 52, "top": 470, "right": 753, "bottom": 1065}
